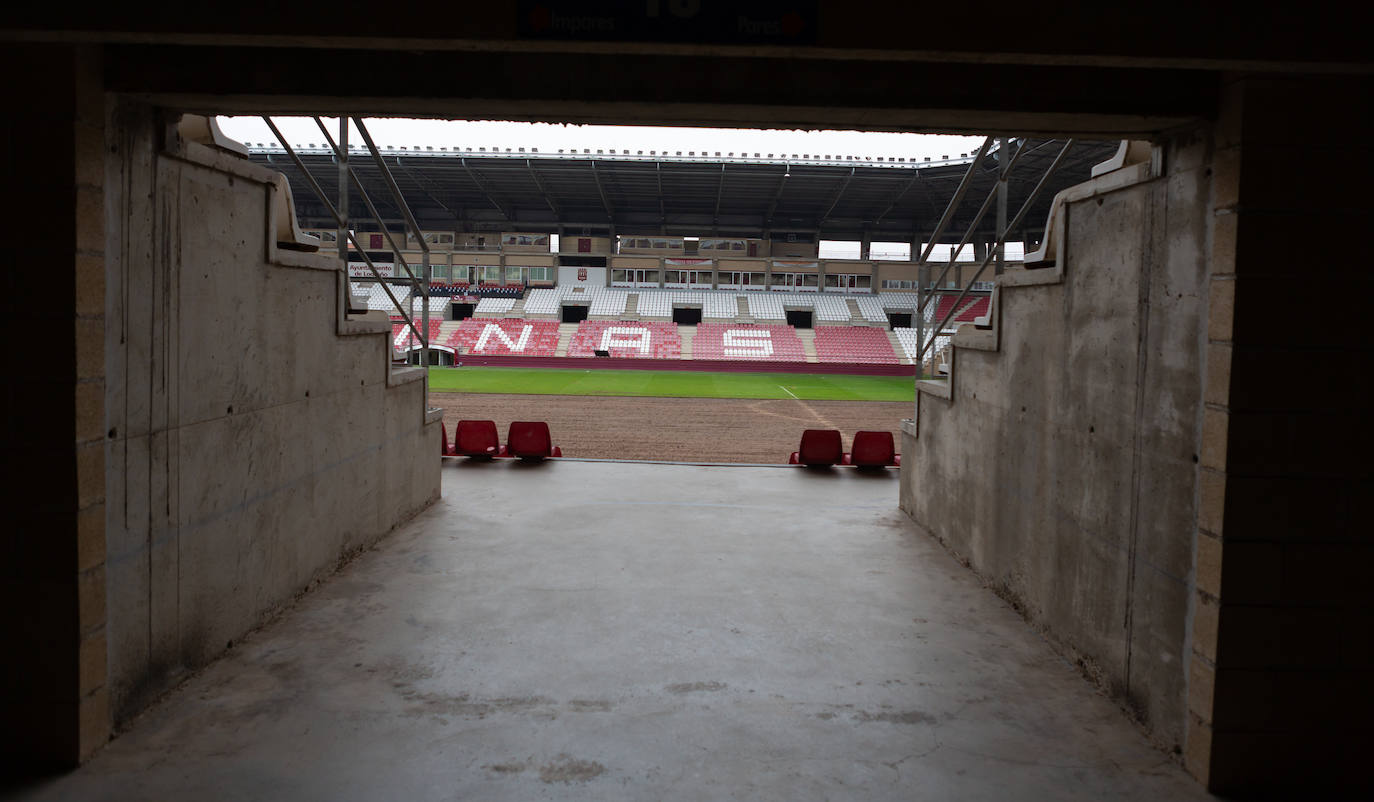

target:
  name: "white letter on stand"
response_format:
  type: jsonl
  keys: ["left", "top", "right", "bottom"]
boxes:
{"left": 601, "top": 327, "right": 651, "bottom": 355}
{"left": 723, "top": 329, "right": 773, "bottom": 358}
{"left": 475, "top": 324, "right": 532, "bottom": 353}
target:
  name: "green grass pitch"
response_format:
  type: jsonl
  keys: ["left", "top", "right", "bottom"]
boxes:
{"left": 428, "top": 366, "right": 916, "bottom": 402}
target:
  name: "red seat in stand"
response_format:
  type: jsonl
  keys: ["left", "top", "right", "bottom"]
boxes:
{"left": 440, "top": 421, "right": 457, "bottom": 457}
{"left": 789, "top": 429, "right": 844, "bottom": 466}
{"left": 846, "top": 430, "right": 901, "bottom": 468}
{"left": 455, "top": 419, "right": 504, "bottom": 458}
{"left": 506, "top": 421, "right": 562, "bottom": 460}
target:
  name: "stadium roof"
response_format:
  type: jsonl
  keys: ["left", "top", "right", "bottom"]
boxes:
{"left": 250, "top": 138, "right": 1119, "bottom": 242}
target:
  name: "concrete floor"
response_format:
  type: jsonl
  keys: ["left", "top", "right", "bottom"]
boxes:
{"left": 18, "top": 461, "right": 1211, "bottom": 801}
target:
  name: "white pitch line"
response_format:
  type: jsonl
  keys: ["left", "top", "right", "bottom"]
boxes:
{"left": 778, "top": 385, "right": 799, "bottom": 399}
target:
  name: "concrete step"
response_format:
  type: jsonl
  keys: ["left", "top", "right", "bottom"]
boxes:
{"left": 845, "top": 297, "right": 863, "bottom": 325}
{"left": 624, "top": 293, "right": 639, "bottom": 315}
{"left": 437, "top": 320, "right": 463, "bottom": 349}
{"left": 555, "top": 322, "right": 579, "bottom": 357}
{"left": 678, "top": 324, "right": 695, "bottom": 359}
{"left": 887, "top": 329, "right": 914, "bottom": 365}
{"left": 795, "top": 328, "right": 819, "bottom": 363}
{"left": 736, "top": 295, "right": 749, "bottom": 317}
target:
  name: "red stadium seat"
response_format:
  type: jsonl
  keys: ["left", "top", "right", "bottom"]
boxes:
{"left": 846, "top": 430, "right": 900, "bottom": 468}
{"left": 440, "top": 421, "right": 457, "bottom": 457}
{"left": 455, "top": 419, "right": 503, "bottom": 458}
{"left": 788, "top": 429, "right": 843, "bottom": 466}
{"left": 506, "top": 421, "right": 562, "bottom": 460}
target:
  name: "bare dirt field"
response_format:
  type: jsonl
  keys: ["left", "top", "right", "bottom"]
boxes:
{"left": 431, "top": 392, "right": 911, "bottom": 463}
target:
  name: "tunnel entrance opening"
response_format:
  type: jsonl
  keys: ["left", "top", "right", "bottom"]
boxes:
{"left": 672, "top": 306, "right": 702, "bottom": 325}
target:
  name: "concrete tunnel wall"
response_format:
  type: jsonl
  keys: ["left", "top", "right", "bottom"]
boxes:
{"left": 899, "top": 133, "right": 1212, "bottom": 750}
{"left": 103, "top": 101, "right": 441, "bottom": 725}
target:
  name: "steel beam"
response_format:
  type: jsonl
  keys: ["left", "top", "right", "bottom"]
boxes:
{"left": 589, "top": 160, "right": 614, "bottom": 221}
{"left": 819, "top": 167, "right": 857, "bottom": 226}
{"left": 458, "top": 157, "right": 514, "bottom": 221}
{"left": 525, "top": 159, "right": 560, "bottom": 219}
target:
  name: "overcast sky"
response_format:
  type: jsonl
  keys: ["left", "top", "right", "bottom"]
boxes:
{"left": 218, "top": 117, "right": 984, "bottom": 163}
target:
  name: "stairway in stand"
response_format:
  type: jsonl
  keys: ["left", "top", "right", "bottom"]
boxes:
{"left": 886, "top": 329, "right": 913, "bottom": 365}
{"left": 678, "top": 325, "right": 695, "bottom": 359}
{"left": 624, "top": 293, "right": 639, "bottom": 317}
{"left": 845, "top": 297, "right": 863, "bottom": 325}
{"left": 437, "top": 320, "right": 462, "bottom": 351}
{"left": 555, "top": 322, "right": 579, "bottom": 357}
{"left": 796, "top": 328, "right": 819, "bottom": 363}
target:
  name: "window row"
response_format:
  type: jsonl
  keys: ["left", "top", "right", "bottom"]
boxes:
{"left": 431, "top": 265, "right": 554, "bottom": 283}
{"left": 622, "top": 237, "right": 684, "bottom": 250}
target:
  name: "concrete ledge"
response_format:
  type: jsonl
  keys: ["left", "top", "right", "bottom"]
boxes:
{"left": 999, "top": 263, "right": 1065, "bottom": 288}
{"left": 900, "top": 418, "right": 918, "bottom": 438}
{"left": 175, "top": 140, "right": 280, "bottom": 186}
{"left": 387, "top": 366, "right": 427, "bottom": 387}
{"left": 916, "top": 378, "right": 952, "bottom": 400}
{"left": 952, "top": 322, "right": 998, "bottom": 351}
{"left": 424, "top": 407, "right": 445, "bottom": 425}
{"left": 339, "top": 311, "right": 391, "bottom": 335}
{"left": 272, "top": 249, "right": 339, "bottom": 273}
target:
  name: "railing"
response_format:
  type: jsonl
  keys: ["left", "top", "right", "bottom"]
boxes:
{"left": 911, "top": 137, "right": 1075, "bottom": 374}
{"left": 263, "top": 116, "right": 432, "bottom": 369}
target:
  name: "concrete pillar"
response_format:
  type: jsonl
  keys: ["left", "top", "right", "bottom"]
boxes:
{"left": 0, "top": 44, "right": 109, "bottom": 772}
{"left": 1187, "top": 74, "right": 1374, "bottom": 794}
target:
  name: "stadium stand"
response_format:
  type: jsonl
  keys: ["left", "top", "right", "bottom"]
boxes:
{"left": 392, "top": 319, "right": 442, "bottom": 351}
{"left": 671, "top": 290, "right": 706, "bottom": 312}
{"left": 588, "top": 288, "right": 629, "bottom": 316}
{"left": 360, "top": 282, "right": 412, "bottom": 312}
{"left": 812, "top": 295, "right": 852, "bottom": 322}
{"left": 474, "top": 297, "right": 516, "bottom": 316}
{"left": 956, "top": 296, "right": 991, "bottom": 322}
{"left": 789, "top": 429, "right": 844, "bottom": 467}
{"left": 702, "top": 292, "right": 740, "bottom": 319}
{"left": 409, "top": 295, "right": 451, "bottom": 317}
{"left": 893, "top": 327, "right": 953, "bottom": 365}
{"left": 747, "top": 293, "right": 786, "bottom": 320}
{"left": 693, "top": 323, "right": 807, "bottom": 362}
{"left": 879, "top": 292, "right": 918, "bottom": 310}
{"left": 521, "top": 287, "right": 563, "bottom": 315}
{"left": 475, "top": 283, "right": 524, "bottom": 299}
{"left": 569, "top": 321, "right": 682, "bottom": 358}
{"left": 444, "top": 318, "right": 561, "bottom": 356}
{"left": 635, "top": 290, "right": 674, "bottom": 318}
{"left": 813, "top": 326, "right": 900, "bottom": 364}
{"left": 506, "top": 421, "right": 562, "bottom": 460}
{"left": 855, "top": 295, "right": 889, "bottom": 323}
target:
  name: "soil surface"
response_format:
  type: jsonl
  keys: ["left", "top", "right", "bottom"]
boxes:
{"left": 431, "top": 391, "right": 911, "bottom": 463}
